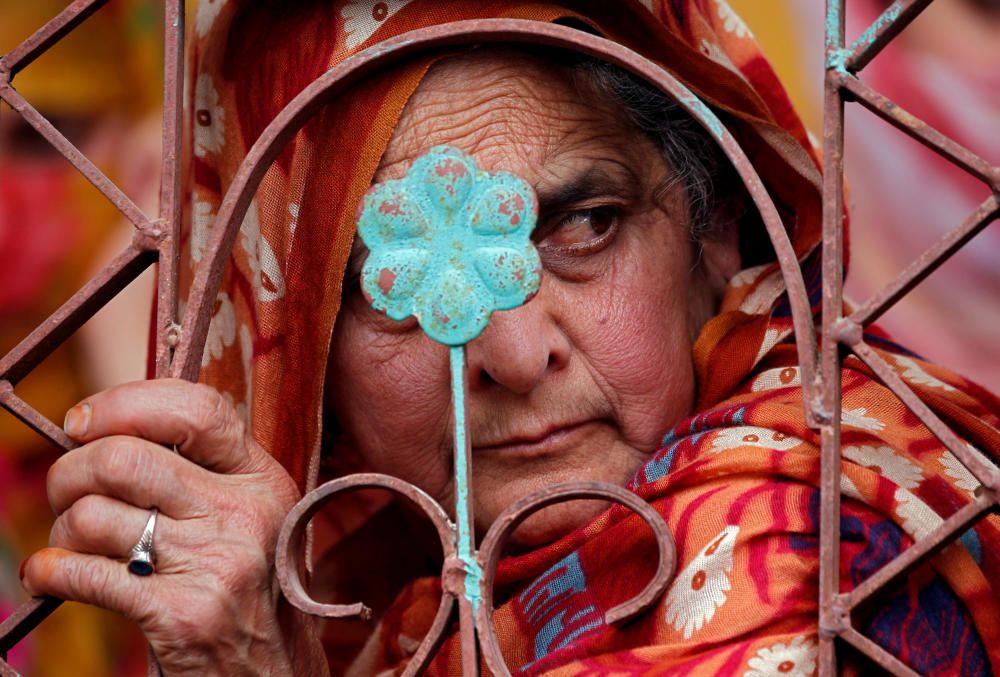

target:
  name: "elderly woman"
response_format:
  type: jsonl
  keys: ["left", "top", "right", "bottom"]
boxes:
{"left": 17, "top": 1, "right": 1000, "bottom": 675}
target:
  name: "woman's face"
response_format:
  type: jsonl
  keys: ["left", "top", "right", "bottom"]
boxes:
{"left": 327, "top": 50, "right": 735, "bottom": 546}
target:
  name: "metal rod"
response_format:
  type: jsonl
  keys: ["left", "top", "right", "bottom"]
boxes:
{"left": 154, "top": 0, "right": 185, "bottom": 378}
{"left": 0, "top": 85, "right": 158, "bottom": 233}
{"left": 842, "top": 76, "right": 999, "bottom": 188}
{"left": 450, "top": 346, "right": 480, "bottom": 675}
{"left": 0, "top": 381, "right": 76, "bottom": 451}
{"left": 0, "top": 597, "right": 62, "bottom": 655}
{"left": 847, "top": 493, "right": 995, "bottom": 611}
{"left": 0, "top": 0, "right": 109, "bottom": 77}
{"left": 819, "top": 2, "right": 847, "bottom": 674}
{"left": 0, "top": 246, "right": 156, "bottom": 385}
{"left": 844, "top": 0, "right": 936, "bottom": 74}
{"left": 849, "top": 196, "right": 999, "bottom": 327}
{"left": 852, "top": 340, "right": 1000, "bottom": 491}
{"left": 274, "top": 473, "right": 458, "bottom": 676}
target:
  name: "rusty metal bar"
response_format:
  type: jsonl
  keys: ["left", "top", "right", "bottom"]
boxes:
{"left": 0, "top": 382, "right": 76, "bottom": 451}
{"left": 843, "top": 0, "right": 935, "bottom": 73}
{"left": 849, "top": 196, "right": 999, "bottom": 328}
{"left": 0, "top": 246, "right": 156, "bottom": 386}
{"left": 818, "top": 2, "right": 847, "bottom": 675}
{"left": 839, "top": 627, "right": 922, "bottom": 677}
{"left": 0, "top": 85, "right": 158, "bottom": 233}
{"left": 851, "top": 340, "right": 1000, "bottom": 491}
{"left": 0, "top": 598, "right": 62, "bottom": 658}
{"left": 841, "top": 76, "right": 999, "bottom": 188}
{"left": 0, "top": 0, "right": 108, "bottom": 78}
{"left": 846, "top": 492, "right": 995, "bottom": 611}
{"left": 154, "top": 0, "right": 184, "bottom": 378}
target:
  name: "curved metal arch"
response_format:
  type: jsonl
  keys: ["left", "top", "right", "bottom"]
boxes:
{"left": 173, "top": 19, "right": 821, "bottom": 427}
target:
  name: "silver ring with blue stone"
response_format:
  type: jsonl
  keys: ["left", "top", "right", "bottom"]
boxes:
{"left": 127, "top": 508, "right": 158, "bottom": 576}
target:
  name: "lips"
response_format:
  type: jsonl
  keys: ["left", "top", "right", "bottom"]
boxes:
{"left": 473, "top": 420, "right": 599, "bottom": 457}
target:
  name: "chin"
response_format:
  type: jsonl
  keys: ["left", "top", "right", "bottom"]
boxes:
{"left": 501, "top": 499, "right": 610, "bottom": 551}
{"left": 471, "top": 439, "right": 649, "bottom": 551}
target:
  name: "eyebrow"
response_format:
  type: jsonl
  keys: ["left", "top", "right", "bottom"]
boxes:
{"left": 535, "top": 161, "right": 644, "bottom": 214}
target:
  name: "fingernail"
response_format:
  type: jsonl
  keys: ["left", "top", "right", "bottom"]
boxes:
{"left": 63, "top": 403, "right": 91, "bottom": 438}
{"left": 18, "top": 557, "right": 28, "bottom": 580}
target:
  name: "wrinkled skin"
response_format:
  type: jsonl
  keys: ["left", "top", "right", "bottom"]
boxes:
{"left": 20, "top": 381, "right": 327, "bottom": 675}
{"left": 20, "top": 50, "right": 739, "bottom": 673}
{"left": 327, "top": 49, "right": 739, "bottom": 547}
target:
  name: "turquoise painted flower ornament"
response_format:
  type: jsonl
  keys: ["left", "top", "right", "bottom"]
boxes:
{"left": 356, "top": 146, "right": 542, "bottom": 345}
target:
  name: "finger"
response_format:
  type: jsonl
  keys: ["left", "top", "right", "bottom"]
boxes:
{"left": 49, "top": 494, "right": 184, "bottom": 564}
{"left": 47, "top": 436, "right": 213, "bottom": 518}
{"left": 21, "top": 547, "right": 153, "bottom": 622}
{"left": 63, "top": 379, "right": 251, "bottom": 474}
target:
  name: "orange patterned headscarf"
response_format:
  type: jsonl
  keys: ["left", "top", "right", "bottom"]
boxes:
{"left": 187, "top": 0, "right": 822, "bottom": 492}
{"left": 187, "top": 2, "right": 1000, "bottom": 675}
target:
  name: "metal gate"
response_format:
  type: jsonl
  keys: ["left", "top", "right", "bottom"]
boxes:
{"left": 0, "top": 1, "right": 997, "bottom": 675}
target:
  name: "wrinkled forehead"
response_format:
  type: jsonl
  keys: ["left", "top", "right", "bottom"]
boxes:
{"left": 373, "top": 47, "right": 646, "bottom": 186}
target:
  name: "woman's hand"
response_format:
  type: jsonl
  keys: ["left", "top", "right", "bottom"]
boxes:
{"left": 19, "top": 379, "right": 328, "bottom": 676}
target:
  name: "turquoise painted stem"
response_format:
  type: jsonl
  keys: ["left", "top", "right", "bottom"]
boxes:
{"left": 450, "top": 345, "right": 483, "bottom": 616}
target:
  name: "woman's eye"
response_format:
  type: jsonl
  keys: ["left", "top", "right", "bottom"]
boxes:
{"left": 534, "top": 206, "right": 620, "bottom": 254}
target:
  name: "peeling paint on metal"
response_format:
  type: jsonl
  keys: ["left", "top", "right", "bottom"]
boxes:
{"left": 451, "top": 346, "right": 483, "bottom": 616}
{"left": 357, "top": 145, "right": 541, "bottom": 346}
{"left": 849, "top": 1, "right": 903, "bottom": 55}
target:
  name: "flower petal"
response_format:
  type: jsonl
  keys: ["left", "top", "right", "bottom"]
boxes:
{"left": 357, "top": 183, "right": 430, "bottom": 246}
{"left": 416, "top": 267, "right": 491, "bottom": 345}
{"left": 361, "top": 248, "right": 431, "bottom": 320}
{"left": 464, "top": 175, "right": 537, "bottom": 237}
{"left": 472, "top": 246, "right": 541, "bottom": 310}
{"left": 413, "top": 146, "right": 475, "bottom": 216}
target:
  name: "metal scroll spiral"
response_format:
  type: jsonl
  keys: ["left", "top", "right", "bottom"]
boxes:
{"left": 275, "top": 477, "right": 676, "bottom": 676}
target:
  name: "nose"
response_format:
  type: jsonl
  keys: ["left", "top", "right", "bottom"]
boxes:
{"left": 465, "top": 293, "right": 570, "bottom": 395}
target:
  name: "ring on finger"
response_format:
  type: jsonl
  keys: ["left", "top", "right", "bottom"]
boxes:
{"left": 127, "top": 508, "right": 158, "bottom": 576}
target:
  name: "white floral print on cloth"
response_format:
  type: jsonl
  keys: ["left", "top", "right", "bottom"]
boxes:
{"left": 202, "top": 292, "right": 237, "bottom": 367}
{"left": 194, "top": 73, "right": 225, "bottom": 158}
{"left": 664, "top": 526, "right": 739, "bottom": 640}
{"left": 743, "top": 635, "right": 818, "bottom": 677}
{"left": 239, "top": 200, "right": 286, "bottom": 303}
{"left": 840, "top": 472, "right": 863, "bottom": 501}
{"left": 751, "top": 366, "right": 801, "bottom": 392}
{"left": 196, "top": 0, "right": 224, "bottom": 37}
{"left": 738, "top": 268, "right": 785, "bottom": 316}
{"left": 711, "top": 426, "right": 803, "bottom": 453}
{"left": 699, "top": 38, "right": 735, "bottom": 68}
{"left": 893, "top": 354, "right": 956, "bottom": 392}
{"left": 895, "top": 487, "right": 944, "bottom": 541}
{"left": 754, "top": 328, "right": 791, "bottom": 364}
{"left": 840, "top": 407, "right": 886, "bottom": 432}
{"left": 190, "top": 197, "right": 216, "bottom": 263}
{"left": 715, "top": 0, "right": 750, "bottom": 39}
{"left": 940, "top": 444, "right": 998, "bottom": 497}
{"left": 342, "top": 0, "right": 415, "bottom": 49}
{"left": 843, "top": 445, "right": 922, "bottom": 490}
{"left": 730, "top": 263, "right": 769, "bottom": 289}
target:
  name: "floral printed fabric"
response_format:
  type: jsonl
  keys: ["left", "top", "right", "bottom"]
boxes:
{"left": 359, "top": 346, "right": 1000, "bottom": 675}
{"left": 184, "top": 0, "right": 1000, "bottom": 674}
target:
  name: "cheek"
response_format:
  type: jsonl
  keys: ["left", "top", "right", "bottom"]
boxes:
{"left": 557, "top": 241, "right": 698, "bottom": 449}
{"left": 326, "top": 310, "right": 453, "bottom": 489}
